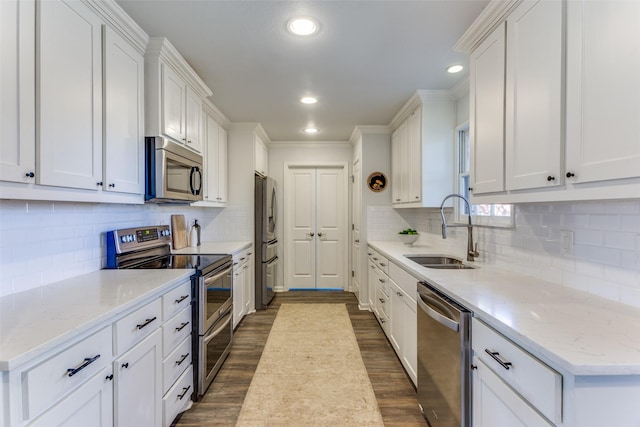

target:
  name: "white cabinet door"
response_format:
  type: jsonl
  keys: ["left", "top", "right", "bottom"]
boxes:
{"left": 161, "top": 63, "right": 186, "bottom": 144}
{"left": 254, "top": 134, "right": 268, "bottom": 176}
{"left": 217, "top": 126, "right": 228, "bottom": 202}
{"left": 406, "top": 108, "right": 422, "bottom": 202}
{"left": 29, "top": 367, "right": 114, "bottom": 427}
{"left": 38, "top": 0, "right": 102, "bottom": 190}
{"left": 391, "top": 121, "right": 409, "bottom": 203}
{"left": 203, "top": 114, "right": 220, "bottom": 202}
{"left": 103, "top": 26, "right": 144, "bottom": 195}
{"left": 472, "top": 357, "right": 552, "bottom": 427}
{"left": 0, "top": 0, "right": 35, "bottom": 183}
{"left": 389, "top": 280, "right": 417, "bottom": 386}
{"left": 470, "top": 22, "right": 506, "bottom": 195}
{"left": 566, "top": 0, "right": 640, "bottom": 183}
{"left": 202, "top": 114, "right": 228, "bottom": 203}
{"left": 233, "top": 260, "right": 245, "bottom": 328}
{"left": 243, "top": 260, "right": 252, "bottom": 314}
{"left": 505, "top": 0, "right": 563, "bottom": 191}
{"left": 185, "top": 86, "right": 202, "bottom": 152}
{"left": 115, "top": 329, "right": 162, "bottom": 427}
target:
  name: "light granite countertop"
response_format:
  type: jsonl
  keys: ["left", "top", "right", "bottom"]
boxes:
{"left": 171, "top": 241, "right": 252, "bottom": 256}
{"left": 0, "top": 269, "right": 192, "bottom": 371}
{"left": 369, "top": 239, "right": 640, "bottom": 377}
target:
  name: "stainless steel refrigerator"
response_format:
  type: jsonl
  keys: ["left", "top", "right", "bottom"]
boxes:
{"left": 254, "top": 175, "right": 277, "bottom": 309}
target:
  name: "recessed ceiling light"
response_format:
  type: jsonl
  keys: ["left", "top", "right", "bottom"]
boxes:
{"left": 304, "top": 128, "right": 319, "bottom": 134}
{"left": 447, "top": 65, "right": 464, "bottom": 74}
{"left": 287, "top": 17, "right": 319, "bottom": 36}
{"left": 300, "top": 96, "right": 318, "bottom": 104}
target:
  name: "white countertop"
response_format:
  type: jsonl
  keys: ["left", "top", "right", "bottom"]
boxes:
{"left": 369, "top": 239, "right": 640, "bottom": 376}
{"left": 0, "top": 269, "right": 192, "bottom": 371}
{"left": 172, "top": 241, "right": 252, "bottom": 256}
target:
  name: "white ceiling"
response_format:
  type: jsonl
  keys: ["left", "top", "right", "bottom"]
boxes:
{"left": 116, "top": 0, "right": 489, "bottom": 141}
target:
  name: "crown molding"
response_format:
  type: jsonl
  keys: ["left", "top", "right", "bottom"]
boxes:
{"left": 146, "top": 37, "right": 213, "bottom": 99}
{"left": 451, "top": 76, "right": 470, "bottom": 101}
{"left": 270, "top": 141, "right": 351, "bottom": 149}
{"left": 85, "top": 0, "right": 149, "bottom": 54}
{"left": 453, "top": 0, "right": 523, "bottom": 53}
{"left": 350, "top": 125, "right": 390, "bottom": 143}
{"left": 388, "top": 90, "right": 454, "bottom": 130}
{"left": 202, "top": 98, "right": 230, "bottom": 129}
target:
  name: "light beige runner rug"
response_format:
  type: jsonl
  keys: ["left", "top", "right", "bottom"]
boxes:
{"left": 235, "top": 303, "right": 385, "bottom": 426}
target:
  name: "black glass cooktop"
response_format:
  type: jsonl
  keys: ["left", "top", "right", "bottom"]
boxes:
{"left": 129, "top": 254, "right": 230, "bottom": 273}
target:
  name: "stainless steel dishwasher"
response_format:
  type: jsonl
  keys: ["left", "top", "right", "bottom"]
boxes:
{"left": 417, "top": 281, "right": 471, "bottom": 427}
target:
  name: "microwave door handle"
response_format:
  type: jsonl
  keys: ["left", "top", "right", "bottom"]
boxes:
{"left": 190, "top": 167, "right": 202, "bottom": 196}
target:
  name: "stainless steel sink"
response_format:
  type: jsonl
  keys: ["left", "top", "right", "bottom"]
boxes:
{"left": 405, "top": 255, "right": 477, "bottom": 269}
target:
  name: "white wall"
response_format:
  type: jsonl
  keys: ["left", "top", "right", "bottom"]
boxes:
{"left": 0, "top": 200, "right": 251, "bottom": 296}
{"left": 268, "top": 141, "right": 353, "bottom": 288}
{"left": 368, "top": 200, "right": 640, "bottom": 309}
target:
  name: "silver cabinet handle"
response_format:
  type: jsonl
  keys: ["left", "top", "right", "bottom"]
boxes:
{"left": 396, "top": 292, "right": 402, "bottom": 297}
{"left": 309, "top": 232, "right": 314, "bottom": 237}
{"left": 379, "top": 262, "right": 386, "bottom": 266}
{"left": 318, "top": 232, "right": 323, "bottom": 237}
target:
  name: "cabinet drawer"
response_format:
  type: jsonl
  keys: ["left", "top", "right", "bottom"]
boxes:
{"left": 24, "top": 326, "right": 112, "bottom": 420}
{"left": 162, "top": 306, "right": 192, "bottom": 357}
{"left": 115, "top": 298, "right": 162, "bottom": 355}
{"left": 472, "top": 318, "right": 562, "bottom": 424}
{"left": 163, "top": 336, "right": 192, "bottom": 393}
{"left": 163, "top": 365, "right": 193, "bottom": 427}
{"left": 162, "top": 280, "right": 191, "bottom": 321}
{"left": 374, "top": 267, "right": 389, "bottom": 295}
{"left": 370, "top": 252, "right": 389, "bottom": 275}
{"left": 389, "top": 262, "right": 418, "bottom": 297}
{"left": 375, "top": 286, "right": 389, "bottom": 318}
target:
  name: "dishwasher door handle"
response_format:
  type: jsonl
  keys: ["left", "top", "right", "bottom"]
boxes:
{"left": 417, "top": 291, "right": 459, "bottom": 332}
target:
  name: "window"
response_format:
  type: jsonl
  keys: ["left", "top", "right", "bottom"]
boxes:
{"left": 455, "top": 124, "right": 514, "bottom": 227}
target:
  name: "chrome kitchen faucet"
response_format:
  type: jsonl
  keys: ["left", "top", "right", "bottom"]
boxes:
{"left": 439, "top": 193, "right": 479, "bottom": 262}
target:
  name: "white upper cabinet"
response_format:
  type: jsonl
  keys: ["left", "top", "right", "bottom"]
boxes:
{"left": 38, "top": 0, "right": 103, "bottom": 190}
{"left": 0, "top": 0, "right": 35, "bottom": 184}
{"left": 104, "top": 26, "right": 144, "bottom": 195}
{"left": 0, "top": 0, "right": 148, "bottom": 203}
{"left": 195, "top": 99, "right": 229, "bottom": 206}
{"left": 390, "top": 91, "right": 455, "bottom": 208}
{"left": 145, "top": 37, "right": 212, "bottom": 154}
{"left": 458, "top": 0, "right": 640, "bottom": 203}
{"left": 565, "top": 0, "right": 640, "bottom": 184}
{"left": 161, "top": 64, "right": 187, "bottom": 143}
{"left": 505, "top": 0, "right": 563, "bottom": 191}
{"left": 470, "top": 22, "right": 505, "bottom": 195}
{"left": 254, "top": 133, "right": 268, "bottom": 177}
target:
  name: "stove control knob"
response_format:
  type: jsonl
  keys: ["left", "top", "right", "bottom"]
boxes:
{"left": 120, "top": 236, "right": 127, "bottom": 243}
{"left": 129, "top": 234, "right": 135, "bottom": 242}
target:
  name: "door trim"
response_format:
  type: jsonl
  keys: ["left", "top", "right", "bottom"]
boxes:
{"left": 283, "top": 162, "right": 349, "bottom": 291}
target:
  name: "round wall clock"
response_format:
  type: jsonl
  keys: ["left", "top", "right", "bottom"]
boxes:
{"left": 367, "top": 172, "right": 387, "bottom": 192}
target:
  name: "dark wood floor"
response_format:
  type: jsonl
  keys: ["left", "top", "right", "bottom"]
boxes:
{"left": 174, "top": 291, "right": 427, "bottom": 426}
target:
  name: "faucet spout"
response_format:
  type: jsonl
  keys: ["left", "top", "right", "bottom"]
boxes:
{"left": 439, "top": 193, "right": 480, "bottom": 262}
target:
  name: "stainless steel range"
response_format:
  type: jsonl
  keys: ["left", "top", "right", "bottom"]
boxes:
{"left": 106, "top": 225, "right": 232, "bottom": 400}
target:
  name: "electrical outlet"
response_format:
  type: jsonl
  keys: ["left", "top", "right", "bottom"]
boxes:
{"left": 560, "top": 230, "right": 574, "bottom": 256}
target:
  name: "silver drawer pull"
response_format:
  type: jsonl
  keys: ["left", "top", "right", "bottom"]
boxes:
{"left": 379, "top": 298, "right": 385, "bottom": 303}
{"left": 175, "top": 295, "right": 189, "bottom": 304}
{"left": 379, "top": 262, "right": 386, "bottom": 266}
{"left": 67, "top": 354, "right": 100, "bottom": 377}
{"left": 485, "top": 349, "right": 512, "bottom": 370}
{"left": 136, "top": 316, "right": 157, "bottom": 330}
{"left": 378, "top": 278, "right": 385, "bottom": 283}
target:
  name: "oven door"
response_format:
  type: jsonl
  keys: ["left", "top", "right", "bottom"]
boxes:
{"left": 198, "top": 307, "right": 232, "bottom": 396}
{"left": 199, "top": 263, "right": 232, "bottom": 334}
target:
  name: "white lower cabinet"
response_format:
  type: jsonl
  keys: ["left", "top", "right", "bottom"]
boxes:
{"left": 367, "top": 246, "right": 417, "bottom": 386}
{"left": 29, "top": 366, "right": 114, "bottom": 427}
{"left": 472, "top": 357, "right": 552, "bottom": 427}
{"left": 114, "top": 326, "right": 162, "bottom": 427}
{"left": 3, "top": 279, "right": 192, "bottom": 427}
{"left": 232, "top": 247, "right": 253, "bottom": 329}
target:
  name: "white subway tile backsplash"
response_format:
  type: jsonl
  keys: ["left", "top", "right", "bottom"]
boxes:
{"left": 369, "top": 200, "right": 640, "bottom": 308}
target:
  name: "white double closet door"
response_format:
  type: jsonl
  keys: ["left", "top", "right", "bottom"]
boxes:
{"left": 284, "top": 164, "right": 348, "bottom": 290}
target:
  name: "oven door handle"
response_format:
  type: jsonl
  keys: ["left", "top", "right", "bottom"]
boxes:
{"left": 203, "top": 312, "right": 232, "bottom": 344}
{"left": 417, "top": 289, "right": 459, "bottom": 332}
{"left": 204, "top": 267, "right": 232, "bottom": 287}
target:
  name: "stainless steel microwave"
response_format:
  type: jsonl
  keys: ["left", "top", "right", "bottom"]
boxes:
{"left": 145, "top": 137, "right": 203, "bottom": 203}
